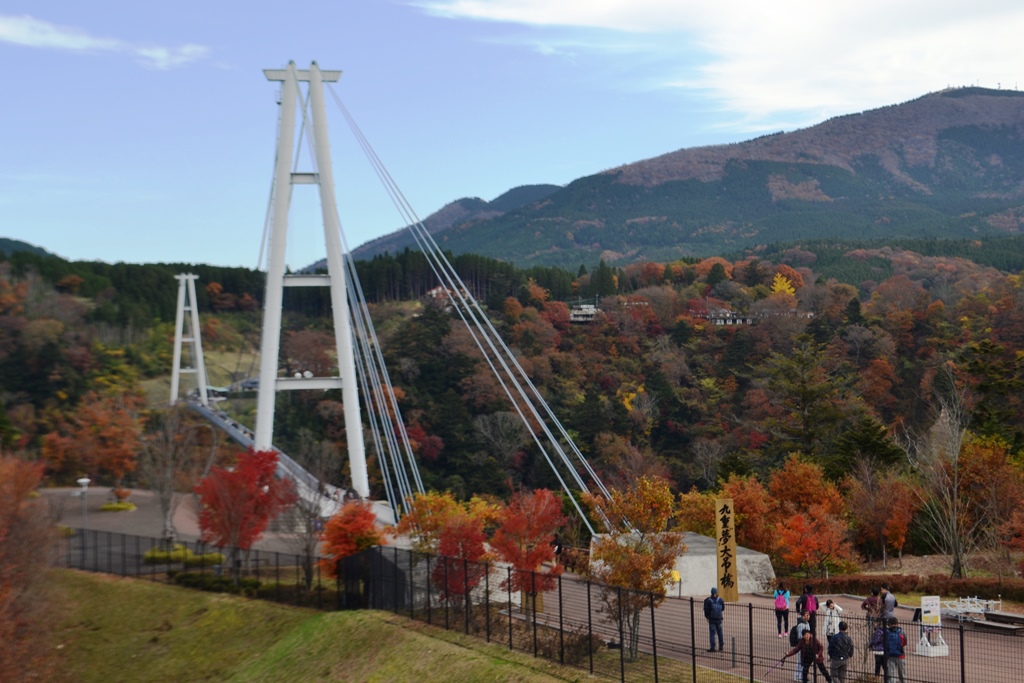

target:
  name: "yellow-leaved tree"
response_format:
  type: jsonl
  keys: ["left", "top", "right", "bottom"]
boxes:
{"left": 582, "top": 476, "right": 686, "bottom": 661}
{"left": 770, "top": 272, "right": 796, "bottom": 295}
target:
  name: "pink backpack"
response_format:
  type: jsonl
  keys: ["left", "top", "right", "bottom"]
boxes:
{"left": 774, "top": 592, "right": 787, "bottom": 610}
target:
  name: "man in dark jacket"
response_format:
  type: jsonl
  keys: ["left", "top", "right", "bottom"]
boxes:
{"left": 828, "top": 621, "right": 855, "bottom": 683}
{"left": 783, "top": 629, "right": 833, "bottom": 683}
{"left": 703, "top": 587, "right": 725, "bottom": 652}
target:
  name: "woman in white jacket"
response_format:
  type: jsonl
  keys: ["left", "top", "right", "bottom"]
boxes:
{"left": 822, "top": 599, "right": 844, "bottom": 644}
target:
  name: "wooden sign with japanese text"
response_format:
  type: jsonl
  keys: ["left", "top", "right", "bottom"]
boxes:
{"left": 714, "top": 498, "right": 739, "bottom": 602}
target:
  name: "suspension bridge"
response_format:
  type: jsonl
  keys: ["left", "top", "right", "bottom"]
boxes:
{"left": 170, "top": 61, "right": 609, "bottom": 531}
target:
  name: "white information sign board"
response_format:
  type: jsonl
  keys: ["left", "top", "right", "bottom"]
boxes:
{"left": 916, "top": 595, "right": 948, "bottom": 657}
{"left": 921, "top": 595, "right": 941, "bottom": 626}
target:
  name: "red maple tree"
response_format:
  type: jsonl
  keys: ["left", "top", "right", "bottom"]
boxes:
{"left": 320, "top": 500, "right": 384, "bottom": 578}
{"left": 490, "top": 488, "right": 565, "bottom": 594}
{"left": 195, "top": 449, "right": 296, "bottom": 565}
{"left": 432, "top": 512, "right": 489, "bottom": 604}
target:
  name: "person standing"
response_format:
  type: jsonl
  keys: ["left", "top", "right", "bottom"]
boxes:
{"left": 795, "top": 584, "right": 820, "bottom": 634}
{"left": 703, "top": 587, "right": 725, "bottom": 652}
{"left": 879, "top": 583, "right": 897, "bottom": 620}
{"left": 884, "top": 617, "right": 907, "bottom": 683}
{"left": 861, "top": 587, "right": 882, "bottom": 620}
{"left": 789, "top": 611, "right": 812, "bottom": 681}
{"left": 782, "top": 629, "right": 833, "bottom": 683}
{"left": 828, "top": 621, "right": 855, "bottom": 683}
{"left": 774, "top": 581, "right": 791, "bottom": 637}
{"left": 868, "top": 618, "right": 887, "bottom": 679}
{"left": 823, "top": 599, "right": 844, "bottom": 644}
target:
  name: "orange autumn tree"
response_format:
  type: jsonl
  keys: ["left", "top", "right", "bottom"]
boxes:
{"left": 675, "top": 475, "right": 782, "bottom": 554}
{"left": 720, "top": 474, "right": 780, "bottom": 556}
{"left": 393, "top": 490, "right": 499, "bottom": 555}
{"left": 776, "top": 503, "right": 857, "bottom": 577}
{"left": 320, "top": 500, "right": 385, "bottom": 578}
{"left": 490, "top": 488, "right": 566, "bottom": 595}
{"left": 583, "top": 476, "right": 686, "bottom": 662}
{"left": 393, "top": 491, "right": 497, "bottom": 605}
{"left": 0, "top": 456, "right": 56, "bottom": 681}
{"left": 41, "top": 389, "right": 144, "bottom": 488}
{"left": 769, "top": 455, "right": 855, "bottom": 575}
{"left": 769, "top": 454, "right": 844, "bottom": 517}
{"left": 844, "top": 463, "right": 920, "bottom": 568}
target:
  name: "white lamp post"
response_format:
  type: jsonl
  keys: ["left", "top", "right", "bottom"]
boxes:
{"left": 77, "top": 477, "right": 90, "bottom": 561}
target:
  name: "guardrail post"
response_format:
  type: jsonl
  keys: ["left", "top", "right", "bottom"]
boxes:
{"left": 618, "top": 587, "right": 625, "bottom": 682}
{"left": 587, "top": 579, "right": 594, "bottom": 674}
{"left": 748, "top": 603, "right": 754, "bottom": 681}
{"left": 316, "top": 558, "right": 323, "bottom": 610}
{"left": 959, "top": 620, "right": 965, "bottom": 683}
{"left": 690, "top": 597, "right": 697, "bottom": 683}
{"left": 409, "top": 550, "right": 415, "bottom": 621}
{"left": 531, "top": 570, "right": 538, "bottom": 657}
{"left": 507, "top": 565, "right": 513, "bottom": 651}
{"left": 650, "top": 591, "right": 659, "bottom": 683}
{"left": 559, "top": 575, "right": 565, "bottom": 665}
{"left": 463, "top": 558, "right": 470, "bottom": 634}
{"left": 426, "top": 555, "right": 433, "bottom": 626}
{"left": 444, "top": 559, "right": 450, "bottom": 630}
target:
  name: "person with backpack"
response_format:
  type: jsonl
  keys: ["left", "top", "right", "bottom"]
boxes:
{"left": 781, "top": 629, "right": 833, "bottom": 683}
{"left": 703, "top": 586, "right": 725, "bottom": 652}
{"left": 883, "top": 617, "right": 907, "bottom": 683}
{"left": 795, "top": 584, "right": 820, "bottom": 634}
{"left": 773, "top": 581, "right": 791, "bottom": 637}
{"left": 868, "top": 618, "right": 887, "bottom": 678}
{"left": 822, "top": 599, "right": 844, "bottom": 644}
{"left": 828, "top": 621, "right": 855, "bottom": 683}
{"left": 788, "top": 611, "right": 812, "bottom": 680}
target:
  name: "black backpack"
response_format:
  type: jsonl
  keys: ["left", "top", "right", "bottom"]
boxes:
{"left": 789, "top": 624, "right": 801, "bottom": 647}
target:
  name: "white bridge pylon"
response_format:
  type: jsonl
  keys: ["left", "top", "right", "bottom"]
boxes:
{"left": 169, "top": 273, "right": 209, "bottom": 407}
{"left": 256, "top": 61, "right": 369, "bottom": 498}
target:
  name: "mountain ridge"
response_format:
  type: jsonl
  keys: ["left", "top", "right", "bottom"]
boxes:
{"left": 354, "top": 87, "right": 1024, "bottom": 267}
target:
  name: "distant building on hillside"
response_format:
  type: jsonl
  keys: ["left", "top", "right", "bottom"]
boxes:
{"left": 570, "top": 303, "right": 598, "bottom": 323}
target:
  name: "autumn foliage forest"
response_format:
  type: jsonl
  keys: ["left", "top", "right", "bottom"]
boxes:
{"left": 4, "top": 240, "right": 1024, "bottom": 580}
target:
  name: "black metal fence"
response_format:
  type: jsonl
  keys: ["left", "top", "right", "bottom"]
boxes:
{"left": 59, "top": 529, "right": 1024, "bottom": 683}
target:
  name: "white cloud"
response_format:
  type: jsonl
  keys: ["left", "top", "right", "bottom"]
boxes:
{"left": 0, "top": 14, "right": 208, "bottom": 70}
{"left": 416, "top": 1, "right": 1024, "bottom": 128}
{"left": 136, "top": 44, "right": 210, "bottom": 70}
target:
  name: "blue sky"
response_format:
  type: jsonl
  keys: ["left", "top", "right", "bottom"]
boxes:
{"left": 2, "top": 1, "right": 1021, "bottom": 270}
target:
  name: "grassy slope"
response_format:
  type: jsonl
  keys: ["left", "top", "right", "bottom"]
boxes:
{"left": 49, "top": 570, "right": 585, "bottom": 683}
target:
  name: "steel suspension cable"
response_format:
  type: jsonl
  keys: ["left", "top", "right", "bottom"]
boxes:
{"left": 331, "top": 88, "right": 610, "bottom": 529}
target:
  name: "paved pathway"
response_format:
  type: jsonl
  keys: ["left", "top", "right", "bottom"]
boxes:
{"left": 533, "top": 577, "right": 1023, "bottom": 683}
{"left": 41, "top": 485, "right": 300, "bottom": 554}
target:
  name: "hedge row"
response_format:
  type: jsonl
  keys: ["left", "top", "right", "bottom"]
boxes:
{"left": 169, "top": 571, "right": 260, "bottom": 595}
{"left": 780, "top": 574, "right": 1024, "bottom": 602}
{"left": 143, "top": 545, "right": 225, "bottom": 567}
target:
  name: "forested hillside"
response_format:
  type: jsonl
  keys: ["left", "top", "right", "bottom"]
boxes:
{"left": 4, "top": 236, "right": 1024, "bottom": 580}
